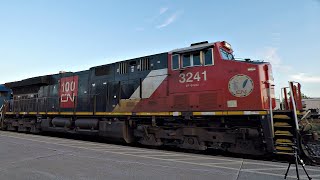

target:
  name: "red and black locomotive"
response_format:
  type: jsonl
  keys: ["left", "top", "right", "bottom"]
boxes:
{"left": 2, "top": 40, "right": 317, "bottom": 159}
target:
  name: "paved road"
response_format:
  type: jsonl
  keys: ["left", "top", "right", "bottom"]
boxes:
{"left": 0, "top": 131, "right": 318, "bottom": 180}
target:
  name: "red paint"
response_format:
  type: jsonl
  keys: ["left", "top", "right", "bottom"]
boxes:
{"left": 133, "top": 41, "right": 279, "bottom": 112}
{"left": 297, "top": 83, "right": 303, "bottom": 110}
{"left": 59, "top": 76, "right": 79, "bottom": 108}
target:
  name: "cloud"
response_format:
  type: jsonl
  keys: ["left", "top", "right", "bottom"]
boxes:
{"left": 146, "top": 7, "right": 169, "bottom": 23}
{"left": 159, "top": 7, "right": 168, "bottom": 15}
{"left": 290, "top": 73, "right": 320, "bottom": 83}
{"left": 156, "top": 11, "right": 182, "bottom": 29}
{"left": 259, "top": 47, "right": 292, "bottom": 72}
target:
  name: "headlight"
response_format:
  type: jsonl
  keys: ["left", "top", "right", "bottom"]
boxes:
{"left": 223, "top": 41, "right": 232, "bottom": 50}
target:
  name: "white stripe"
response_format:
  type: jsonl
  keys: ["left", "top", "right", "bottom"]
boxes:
{"left": 201, "top": 112, "right": 216, "bottom": 115}
{"left": 172, "top": 112, "right": 180, "bottom": 116}
{"left": 130, "top": 69, "right": 168, "bottom": 99}
{"left": 244, "top": 111, "right": 260, "bottom": 115}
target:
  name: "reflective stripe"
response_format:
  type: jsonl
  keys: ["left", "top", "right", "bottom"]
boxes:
{"left": 227, "top": 111, "right": 244, "bottom": 115}
{"left": 6, "top": 111, "right": 268, "bottom": 116}
{"left": 193, "top": 111, "right": 268, "bottom": 116}
{"left": 244, "top": 111, "right": 267, "bottom": 115}
{"left": 171, "top": 112, "right": 181, "bottom": 116}
{"left": 60, "top": 112, "right": 74, "bottom": 115}
{"left": 76, "top": 112, "right": 93, "bottom": 115}
{"left": 95, "top": 112, "right": 132, "bottom": 116}
{"left": 136, "top": 112, "right": 171, "bottom": 116}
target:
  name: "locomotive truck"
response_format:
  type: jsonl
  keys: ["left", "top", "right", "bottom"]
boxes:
{"left": 1, "top": 41, "right": 319, "bottom": 162}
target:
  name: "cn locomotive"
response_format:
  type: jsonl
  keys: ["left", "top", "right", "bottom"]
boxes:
{"left": 1, "top": 41, "right": 319, "bottom": 161}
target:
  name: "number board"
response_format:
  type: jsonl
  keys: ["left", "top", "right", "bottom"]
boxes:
{"left": 178, "top": 71, "right": 207, "bottom": 87}
{"left": 59, "top": 76, "right": 79, "bottom": 108}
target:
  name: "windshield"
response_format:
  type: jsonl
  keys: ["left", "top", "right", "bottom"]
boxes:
{"left": 220, "top": 48, "right": 234, "bottom": 60}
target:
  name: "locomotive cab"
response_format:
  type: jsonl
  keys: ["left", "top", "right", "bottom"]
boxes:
{"left": 168, "top": 41, "right": 275, "bottom": 111}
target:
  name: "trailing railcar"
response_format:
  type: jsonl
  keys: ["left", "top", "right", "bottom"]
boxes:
{"left": 2, "top": 41, "right": 318, "bottom": 159}
{"left": 0, "top": 85, "right": 11, "bottom": 109}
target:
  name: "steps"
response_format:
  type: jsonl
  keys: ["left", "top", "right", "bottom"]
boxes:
{"left": 273, "top": 113, "right": 295, "bottom": 155}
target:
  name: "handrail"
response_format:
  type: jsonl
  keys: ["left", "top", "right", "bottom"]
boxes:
{"left": 289, "top": 81, "right": 299, "bottom": 131}
{"left": 0, "top": 102, "right": 5, "bottom": 129}
{"left": 301, "top": 110, "right": 312, "bottom": 121}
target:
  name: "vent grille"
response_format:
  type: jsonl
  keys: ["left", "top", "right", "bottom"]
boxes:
{"left": 139, "top": 58, "right": 150, "bottom": 71}
{"left": 118, "top": 62, "right": 128, "bottom": 74}
{"left": 174, "top": 95, "right": 189, "bottom": 108}
{"left": 199, "top": 93, "right": 218, "bottom": 108}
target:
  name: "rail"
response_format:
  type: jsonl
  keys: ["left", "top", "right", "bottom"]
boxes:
{"left": 280, "top": 82, "right": 303, "bottom": 111}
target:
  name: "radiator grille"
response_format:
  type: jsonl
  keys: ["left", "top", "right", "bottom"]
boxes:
{"left": 199, "top": 93, "right": 218, "bottom": 108}
{"left": 174, "top": 95, "right": 189, "bottom": 108}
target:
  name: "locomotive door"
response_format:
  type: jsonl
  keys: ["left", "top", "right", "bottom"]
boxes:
{"left": 89, "top": 80, "right": 116, "bottom": 113}
{"left": 95, "top": 80, "right": 109, "bottom": 112}
{"left": 109, "top": 81, "right": 121, "bottom": 110}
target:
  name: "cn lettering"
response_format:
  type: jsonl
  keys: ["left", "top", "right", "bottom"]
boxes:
{"left": 60, "top": 93, "right": 75, "bottom": 103}
{"left": 59, "top": 76, "right": 79, "bottom": 108}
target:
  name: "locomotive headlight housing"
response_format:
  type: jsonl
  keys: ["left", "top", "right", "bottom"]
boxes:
{"left": 223, "top": 41, "right": 232, "bottom": 50}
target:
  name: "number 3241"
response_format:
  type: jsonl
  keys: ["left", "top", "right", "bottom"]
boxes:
{"left": 179, "top": 71, "right": 207, "bottom": 83}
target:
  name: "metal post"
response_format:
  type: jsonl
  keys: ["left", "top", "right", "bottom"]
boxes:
{"left": 267, "top": 84, "right": 274, "bottom": 138}
{"left": 0, "top": 104, "right": 3, "bottom": 129}
{"left": 289, "top": 81, "right": 299, "bottom": 131}
{"left": 297, "top": 83, "right": 303, "bottom": 110}
{"left": 280, "top": 88, "right": 283, "bottom": 110}
{"left": 280, "top": 87, "right": 289, "bottom": 110}
{"left": 284, "top": 88, "right": 289, "bottom": 110}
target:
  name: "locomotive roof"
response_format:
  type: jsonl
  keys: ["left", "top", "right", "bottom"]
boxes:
{"left": 90, "top": 52, "right": 167, "bottom": 69}
{"left": 5, "top": 75, "right": 56, "bottom": 89}
{"left": 170, "top": 42, "right": 215, "bottom": 54}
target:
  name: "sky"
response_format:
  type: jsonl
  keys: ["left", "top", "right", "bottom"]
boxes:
{"left": 0, "top": 0, "right": 319, "bottom": 98}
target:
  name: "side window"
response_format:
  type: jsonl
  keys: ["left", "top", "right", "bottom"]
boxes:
{"left": 220, "top": 48, "right": 234, "bottom": 60}
{"left": 204, "top": 48, "right": 213, "bottom": 65}
{"left": 220, "top": 48, "right": 229, "bottom": 60}
{"left": 193, "top": 52, "right": 201, "bottom": 66}
{"left": 172, "top": 48, "right": 214, "bottom": 69}
{"left": 95, "top": 65, "right": 111, "bottom": 76}
{"left": 172, "top": 54, "right": 180, "bottom": 70}
{"left": 182, "top": 54, "right": 191, "bottom": 67}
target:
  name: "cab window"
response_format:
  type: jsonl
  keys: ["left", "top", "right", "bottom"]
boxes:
{"left": 220, "top": 48, "right": 234, "bottom": 60}
{"left": 182, "top": 54, "right": 191, "bottom": 67}
{"left": 171, "top": 48, "right": 214, "bottom": 70}
{"left": 172, "top": 54, "right": 180, "bottom": 70}
{"left": 182, "top": 52, "right": 203, "bottom": 67}
{"left": 203, "top": 48, "right": 213, "bottom": 65}
{"left": 193, "top": 53, "right": 201, "bottom": 66}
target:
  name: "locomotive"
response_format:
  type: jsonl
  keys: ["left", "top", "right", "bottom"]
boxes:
{"left": 1, "top": 41, "right": 319, "bottom": 161}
